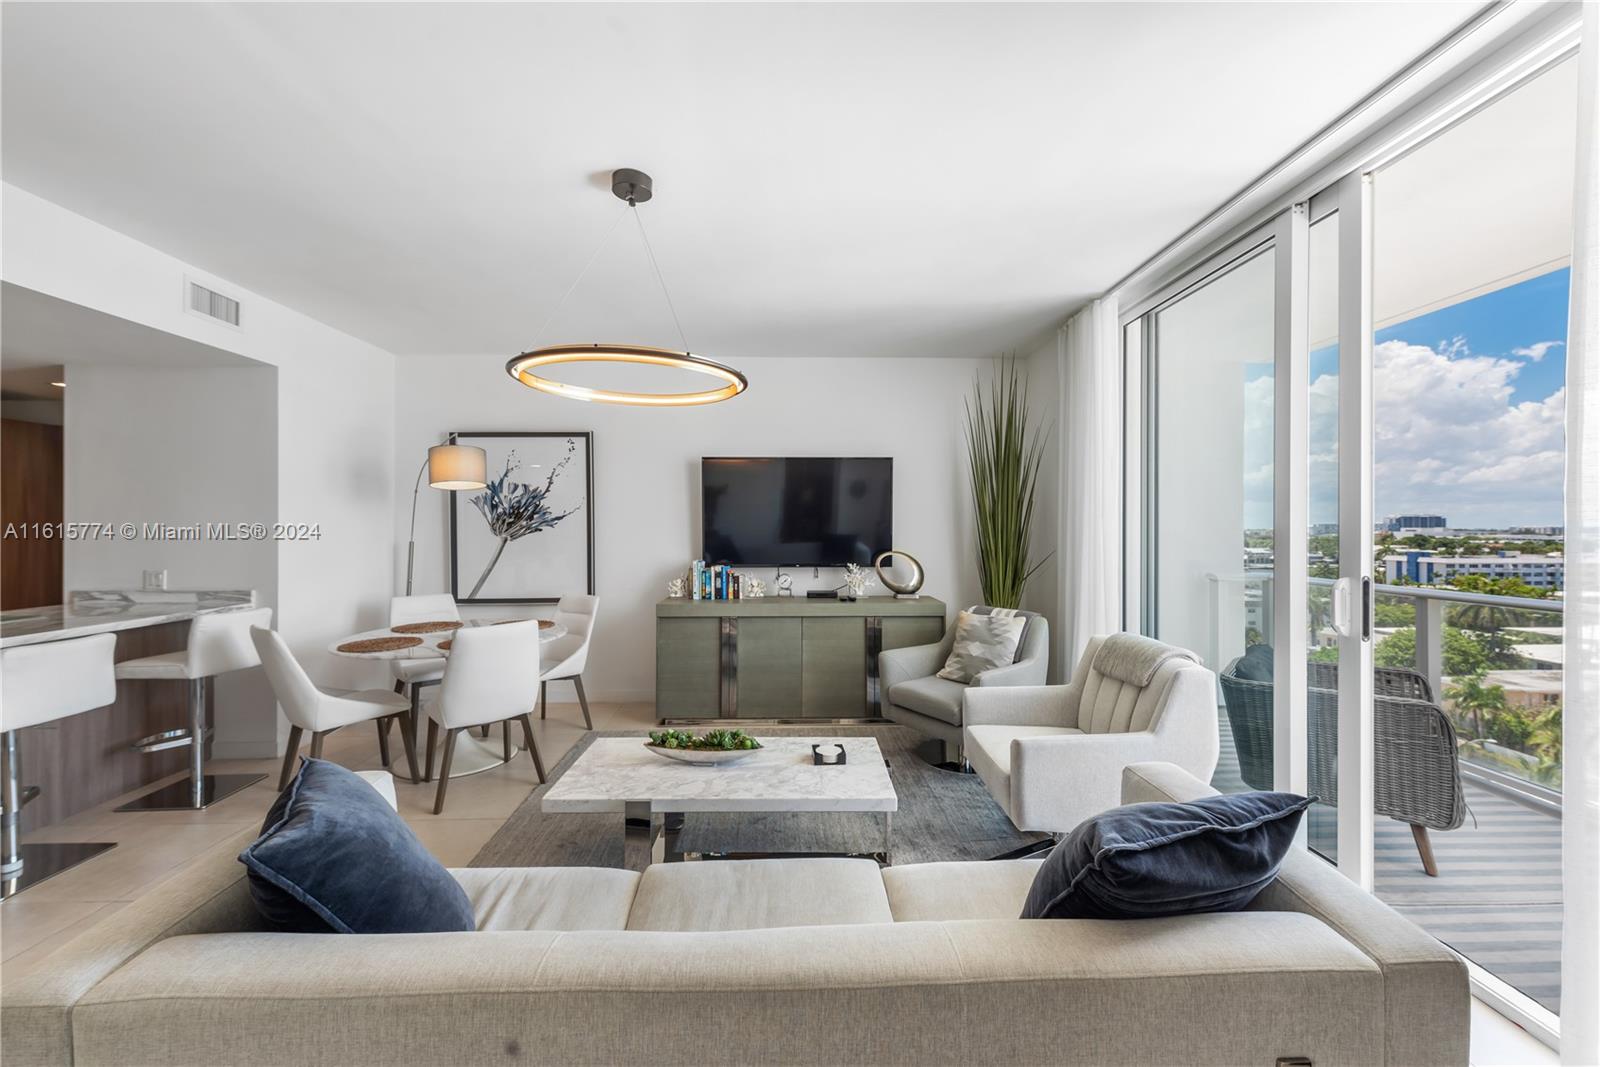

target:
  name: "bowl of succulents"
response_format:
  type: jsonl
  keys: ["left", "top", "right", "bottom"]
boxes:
{"left": 644, "top": 728, "right": 764, "bottom": 765}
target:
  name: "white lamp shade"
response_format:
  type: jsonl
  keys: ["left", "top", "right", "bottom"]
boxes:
{"left": 427, "top": 444, "right": 488, "bottom": 490}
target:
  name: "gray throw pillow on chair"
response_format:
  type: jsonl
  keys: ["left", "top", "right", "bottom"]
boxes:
{"left": 937, "top": 607, "right": 1026, "bottom": 683}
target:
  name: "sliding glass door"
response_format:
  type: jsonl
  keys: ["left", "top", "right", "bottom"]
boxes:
{"left": 1129, "top": 50, "right": 1579, "bottom": 1029}
{"left": 1365, "top": 57, "right": 1576, "bottom": 1018}
{"left": 1145, "top": 246, "right": 1276, "bottom": 794}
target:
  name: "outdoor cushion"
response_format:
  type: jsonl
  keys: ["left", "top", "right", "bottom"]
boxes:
{"left": 1233, "top": 643, "right": 1275, "bottom": 682}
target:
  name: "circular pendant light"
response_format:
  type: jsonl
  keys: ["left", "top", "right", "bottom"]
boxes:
{"left": 506, "top": 344, "right": 746, "bottom": 407}
{"left": 507, "top": 169, "right": 747, "bottom": 407}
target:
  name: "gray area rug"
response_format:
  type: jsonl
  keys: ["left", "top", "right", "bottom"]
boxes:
{"left": 470, "top": 724, "right": 1049, "bottom": 868}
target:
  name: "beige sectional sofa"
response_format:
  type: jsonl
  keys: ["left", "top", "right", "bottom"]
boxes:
{"left": 2, "top": 762, "right": 1468, "bottom": 1066}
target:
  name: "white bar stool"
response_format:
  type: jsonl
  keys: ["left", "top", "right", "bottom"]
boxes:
{"left": 0, "top": 632, "right": 119, "bottom": 899}
{"left": 113, "top": 607, "right": 273, "bottom": 811}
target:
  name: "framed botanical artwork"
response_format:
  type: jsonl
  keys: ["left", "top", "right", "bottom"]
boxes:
{"left": 448, "top": 431, "right": 594, "bottom": 604}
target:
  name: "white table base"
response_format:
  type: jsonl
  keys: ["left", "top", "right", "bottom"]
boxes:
{"left": 390, "top": 713, "right": 523, "bottom": 780}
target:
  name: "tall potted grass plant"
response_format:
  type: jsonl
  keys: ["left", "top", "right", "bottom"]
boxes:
{"left": 965, "top": 357, "right": 1050, "bottom": 609}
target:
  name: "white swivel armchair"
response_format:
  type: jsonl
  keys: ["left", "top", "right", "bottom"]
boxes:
{"left": 963, "top": 633, "right": 1219, "bottom": 836}
{"left": 539, "top": 594, "right": 599, "bottom": 729}
{"left": 250, "top": 627, "right": 420, "bottom": 790}
{"left": 424, "top": 620, "right": 545, "bottom": 814}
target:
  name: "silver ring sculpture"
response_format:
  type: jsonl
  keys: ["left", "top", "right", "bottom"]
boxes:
{"left": 873, "top": 550, "right": 925, "bottom": 596}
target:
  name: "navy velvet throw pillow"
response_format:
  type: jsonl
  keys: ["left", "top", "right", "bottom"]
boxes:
{"left": 239, "top": 758, "right": 475, "bottom": 934}
{"left": 1021, "top": 791, "right": 1312, "bottom": 920}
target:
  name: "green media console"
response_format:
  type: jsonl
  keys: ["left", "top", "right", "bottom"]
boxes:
{"left": 655, "top": 596, "right": 947, "bottom": 721}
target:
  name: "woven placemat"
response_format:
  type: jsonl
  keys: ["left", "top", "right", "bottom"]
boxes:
{"left": 338, "top": 635, "right": 424, "bottom": 654}
{"left": 437, "top": 638, "right": 453, "bottom": 651}
{"left": 493, "top": 618, "right": 554, "bottom": 630}
{"left": 391, "top": 620, "right": 463, "bottom": 634}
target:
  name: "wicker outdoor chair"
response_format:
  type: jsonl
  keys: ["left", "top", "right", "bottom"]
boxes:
{"left": 1308, "top": 660, "right": 1434, "bottom": 701}
{"left": 1220, "top": 657, "right": 1465, "bottom": 876}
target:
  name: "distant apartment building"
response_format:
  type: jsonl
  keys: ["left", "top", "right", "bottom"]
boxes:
{"left": 1382, "top": 513, "right": 1447, "bottom": 531}
{"left": 1383, "top": 549, "right": 1565, "bottom": 589}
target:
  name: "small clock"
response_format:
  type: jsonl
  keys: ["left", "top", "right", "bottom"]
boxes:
{"left": 776, "top": 572, "right": 795, "bottom": 596}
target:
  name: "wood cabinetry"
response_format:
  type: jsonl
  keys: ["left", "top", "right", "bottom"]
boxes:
{"left": 654, "top": 597, "right": 946, "bottom": 721}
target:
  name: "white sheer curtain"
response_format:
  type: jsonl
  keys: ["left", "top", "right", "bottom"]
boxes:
{"left": 1562, "top": 8, "right": 1599, "bottom": 1065}
{"left": 1057, "top": 297, "right": 1122, "bottom": 672}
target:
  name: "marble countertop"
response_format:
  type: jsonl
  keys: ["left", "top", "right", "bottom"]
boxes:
{"left": 0, "top": 590, "right": 256, "bottom": 648}
{"left": 542, "top": 736, "right": 898, "bottom": 814}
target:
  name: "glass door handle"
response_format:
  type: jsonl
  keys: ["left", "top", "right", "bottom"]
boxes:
{"left": 1330, "top": 577, "right": 1353, "bottom": 638}
{"left": 1361, "top": 576, "right": 1373, "bottom": 641}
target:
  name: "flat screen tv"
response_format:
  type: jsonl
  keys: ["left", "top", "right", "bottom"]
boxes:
{"left": 701, "top": 457, "right": 892, "bottom": 567}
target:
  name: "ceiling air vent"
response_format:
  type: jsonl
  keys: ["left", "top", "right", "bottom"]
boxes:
{"left": 186, "top": 280, "right": 240, "bottom": 327}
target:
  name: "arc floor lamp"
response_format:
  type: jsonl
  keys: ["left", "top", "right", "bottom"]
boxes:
{"left": 406, "top": 443, "right": 488, "bottom": 595}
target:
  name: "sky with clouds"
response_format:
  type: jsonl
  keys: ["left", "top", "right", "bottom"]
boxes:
{"left": 1242, "top": 268, "right": 1569, "bottom": 530}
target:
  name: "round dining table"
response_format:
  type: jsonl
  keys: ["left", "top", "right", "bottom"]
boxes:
{"left": 328, "top": 617, "right": 566, "bottom": 780}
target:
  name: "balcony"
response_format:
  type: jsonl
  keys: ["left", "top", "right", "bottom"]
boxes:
{"left": 1205, "top": 575, "right": 1564, "bottom": 1014}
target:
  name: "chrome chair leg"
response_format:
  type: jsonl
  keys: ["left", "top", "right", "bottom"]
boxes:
{"left": 2, "top": 731, "right": 22, "bottom": 878}
{"left": 1, "top": 729, "right": 116, "bottom": 898}
{"left": 116, "top": 677, "right": 263, "bottom": 811}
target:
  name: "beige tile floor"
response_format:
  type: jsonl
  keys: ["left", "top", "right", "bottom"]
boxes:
{"left": 1, "top": 700, "right": 658, "bottom": 983}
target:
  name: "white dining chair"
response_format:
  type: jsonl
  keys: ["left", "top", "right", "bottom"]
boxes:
{"left": 387, "top": 594, "right": 458, "bottom": 743}
{"left": 114, "top": 606, "right": 273, "bottom": 810}
{"left": 250, "top": 627, "right": 421, "bottom": 790}
{"left": 424, "top": 620, "right": 545, "bottom": 814}
{"left": 1, "top": 633, "right": 118, "bottom": 897}
{"left": 539, "top": 594, "right": 599, "bottom": 729}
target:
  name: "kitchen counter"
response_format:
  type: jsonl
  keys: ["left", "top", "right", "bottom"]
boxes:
{"left": 0, "top": 589, "right": 256, "bottom": 648}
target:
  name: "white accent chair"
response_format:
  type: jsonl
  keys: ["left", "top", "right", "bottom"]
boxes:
{"left": 424, "top": 620, "right": 546, "bottom": 814}
{"left": 539, "top": 594, "right": 599, "bottom": 729}
{"left": 250, "top": 627, "right": 420, "bottom": 790}
{"left": 0, "top": 633, "right": 118, "bottom": 895}
{"left": 963, "top": 634, "right": 1219, "bottom": 836}
{"left": 113, "top": 607, "right": 274, "bottom": 810}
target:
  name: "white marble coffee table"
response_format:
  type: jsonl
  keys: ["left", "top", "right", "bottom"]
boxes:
{"left": 542, "top": 736, "right": 898, "bottom": 870}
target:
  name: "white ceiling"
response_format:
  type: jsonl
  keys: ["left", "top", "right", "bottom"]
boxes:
{"left": 1, "top": 2, "right": 1482, "bottom": 360}
{"left": 1, "top": 283, "right": 262, "bottom": 379}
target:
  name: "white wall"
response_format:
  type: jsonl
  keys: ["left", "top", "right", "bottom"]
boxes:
{"left": 2, "top": 184, "right": 398, "bottom": 753}
{"left": 397, "top": 355, "right": 993, "bottom": 702}
{"left": 62, "top": 366, "right": 279, "bottom": 756}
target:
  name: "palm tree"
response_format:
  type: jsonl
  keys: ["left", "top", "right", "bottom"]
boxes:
{"left": 1526, "top": 704, "right": 1562, "bottom": 784}
{"left": 1444, "top": 671, "right": 1507, "bottom": 741}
